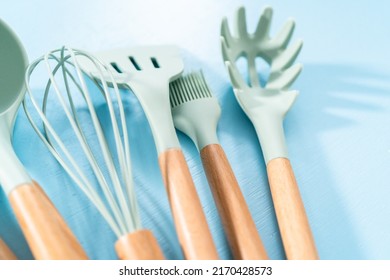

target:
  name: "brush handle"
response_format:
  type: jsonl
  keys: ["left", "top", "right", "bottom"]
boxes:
{"left": 201, "top": 144, "right": 268, "bottom": 259}
{"left": 267, "top": 158, "right": 318, "bottom": 259}
{"left": 159, "top": 148, "right": 218, "bottom": 260}
{"left": 0, "top": 238, "right": 17, "bottom": 260}
{"left": 115, "top": 230, "right": 165, "bottom": 260}
{"left": 9, "top": 182, "right": 88, "bottom": 260}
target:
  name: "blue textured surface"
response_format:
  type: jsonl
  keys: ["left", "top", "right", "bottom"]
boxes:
{"left": 0, "top": 0, "right": 389, "bottom": 259}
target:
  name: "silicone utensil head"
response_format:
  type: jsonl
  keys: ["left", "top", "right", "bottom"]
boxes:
{"left": 169, "top": 71, "right": 221, "bottom": 150}
{"left": 220, "top": 6, "right": 303, "bottom": 162}
{"left": 221, "top": 6, "right": 303, "bottom": 91}
{"left": 80, "top": 45, "right": 184, "bottom": 153}
{"left": 0, "top": 19, "right": 28, "bottom": 127}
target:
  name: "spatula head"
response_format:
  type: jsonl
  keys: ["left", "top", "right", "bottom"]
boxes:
{"left": 80, "top": 45, "right": 184, "bottom": 154}
{"left": 84, "top": 45, "right": 184, "bottom": 86}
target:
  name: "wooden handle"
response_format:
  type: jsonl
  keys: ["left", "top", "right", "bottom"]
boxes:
{"left": 9, "top": 182, "right": 88, "bottom": 260}
{"left": 201, "top": 144, "right": 268, "bottom": 260}
{"left": 159, "top": 148, "right": 218, "bottom": 260}
{"left": 267, "top": 158, "right": 318, "bottom": 259}
{"left": 0, "top": 238, "right": 17, "bottom": 260}
{"left": 115, "top": 230, "right": 165, "bottom": 260}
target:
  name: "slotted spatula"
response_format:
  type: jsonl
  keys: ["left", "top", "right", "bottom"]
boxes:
{"left": 81, "top": 46, "right": 218, "bottom": 260}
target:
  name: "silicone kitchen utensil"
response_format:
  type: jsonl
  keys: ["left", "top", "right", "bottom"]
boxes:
{"left": 170, "top": 71, "right": 268, "bottom": 260}
{"left": 0, "top": 19, "right": 87, "bottom": 260}
{"left": 221, "top": 6, "right": 318, "bottom": 259}
{"left": 0, "top": 238, "right": 17, "bottom": 260}
{"left": 81, "top": 45, "right": 218, "bottom": 260}
{"left": 23, "top": 47, "right": 164, "bottom": 260}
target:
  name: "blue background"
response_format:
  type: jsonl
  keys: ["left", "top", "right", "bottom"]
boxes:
{"left": 0, "top": 0, "right": 389, "bottom": 259}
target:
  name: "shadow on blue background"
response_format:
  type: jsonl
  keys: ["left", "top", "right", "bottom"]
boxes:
{"left": 288, "top": 64, "right": 389, "bottom": 259}
{"left": 215, "top": 63, "right": 389, "bottom": 259}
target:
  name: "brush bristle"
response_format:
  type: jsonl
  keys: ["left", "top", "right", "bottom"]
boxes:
{"left": 169, "top": 71, "right": 213, "bottom": 108}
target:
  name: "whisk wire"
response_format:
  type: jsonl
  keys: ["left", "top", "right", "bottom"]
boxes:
{"left": 24, "top": 58, "right": 123, "bottom": 237}
{"left": 23, "top": 47, "right": 141, "bottom": 238}
{"left": 69, "top": 49, "right": 132, "bottom": 233}
{"left": 68, "top": 48, "right": 141, "bottom": 232}
{"left": 45, "top": 50, "right": 128, "bottom": 234}
{"left": 92, "top": 63, "right": 141, "bottom": 230}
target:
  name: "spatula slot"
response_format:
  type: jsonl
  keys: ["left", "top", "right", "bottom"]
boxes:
{"left": 110, "top": 62, "right": 123, "bottom": 73}
{"left": 151, "top": 57, "right": 160, "bottom": 68}
{"left": 129, "top": 56, "right": 142, "bottom": 71}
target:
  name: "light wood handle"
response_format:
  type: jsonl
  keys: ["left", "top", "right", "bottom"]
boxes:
{"left": 267, "top": 158, "right": 318, "bottom": 259}
{"left": 159, "top": 148, "right": 218, "bottom": 260}
{"left": 115, "top": 230, "right": 165, "bottom": 260}
{"left": 9, "top": 182, "right": 88, "bottom": 260}
{"left": 201, "top": 144, "right": 268, "bottom": 260}
{"left": 0, "top": 238, "right": 17, "bottom": 260}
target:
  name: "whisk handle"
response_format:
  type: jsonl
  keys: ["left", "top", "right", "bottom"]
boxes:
{"left": 115, "top": 230, "right": 165, "bottom": 260}
{"left": 0, "top": 238, "right": 17, "bottom": 260}
{"left": 201, "top": 144, "right": 268, "bottom": 260}
{"left": 267, "top": 158, "right": 318, "bottom": 260}
{"left": 159, "top": 148, "right": 219, "bottom": 260}
{"left": 9, "top": 182, "right": 88, "bottom": 260}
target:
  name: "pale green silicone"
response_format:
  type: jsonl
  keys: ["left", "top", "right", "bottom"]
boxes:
{"left": 23, "top": 47, "right": 143, "bottom": 237}
{"left": 169, "top": 72, "right": 221, "bottom": 150}
{"left": 0, "top": 19, "right": 32, "bottom": 195}
{"left": 221, "top": 6, "right": 303, "bottom": 163}
{"left": 172, "top": 98, "right": 220, "bottom": 150}
{"left": 80, "top": 46, "right": 184, "bottom": 154}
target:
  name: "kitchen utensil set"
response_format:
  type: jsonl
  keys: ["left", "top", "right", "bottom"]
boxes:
{"left": 0, "top": 5, "right": 316, "bottom": 260}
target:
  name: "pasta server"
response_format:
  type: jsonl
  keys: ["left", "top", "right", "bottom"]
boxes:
{"left": 170, "top": 71, "right": 268, "bottom": 259}
{"left": 81, "top": 45, "right": 218, "bottom": 260}
{"left": 221, "top": 6, "right": 318, "bottom": 259}
{"left": 0, "top": 19, "right": 87, "bottom": 259}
